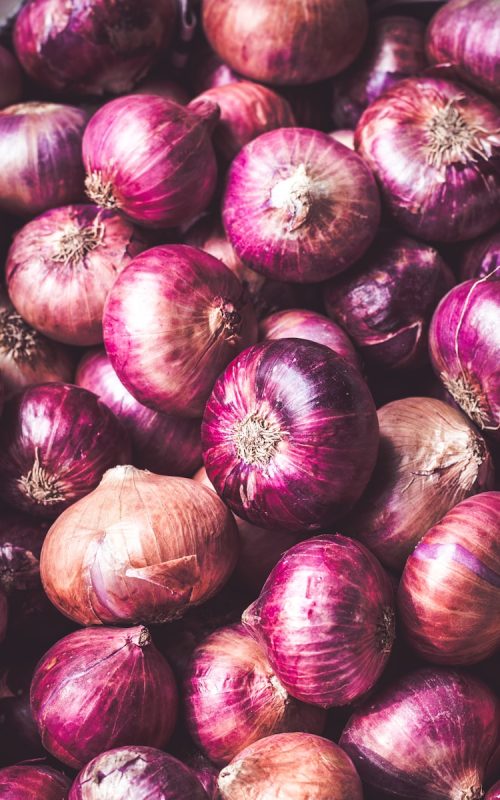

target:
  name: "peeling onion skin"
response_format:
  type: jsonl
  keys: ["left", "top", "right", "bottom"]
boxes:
{"left": 460, "top": 230, "right": 500, "bottom": 281}
{"left": 0, "top": 45, "right": 22, "bottom": 109}
{"left": 345, "top": 397, "right": 494, "bottom": 572}
{"left": 218, "top": 732, "right": 363, "bottom": 800}
{"left": 355, "top": 76, "right": 500, "bottom": 243}
{"left": 340, "top": 669, "right": 500, "bottom": 800}
{"left": 486, "top": 782, "right": 500, "bottom": 800}
{"left": 398, "top": 491, "right": 500, "bottom": 665}
{"left": 202, "top": 339, "right": 379, "bottom": 532}
{"left": 0, "top": 765, "right": 71, "bottom": 799}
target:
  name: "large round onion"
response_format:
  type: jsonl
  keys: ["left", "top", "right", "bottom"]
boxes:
{"left": 103, "top": 244, "right": 257, "bottom": 418}
{"left": 0, "top": 45, "right": 22, "bottom": 109}
{"left": 340, "top": 669, "right": 500, "bottom": 800}
{"left": 0, "top": 765, "right": 70, "bottom": 799}
{"left": 223, "top": 127, "right": 381, "bottom": 283}
{"left": 40, "top": 466, "right": 239, "bottom": 625}
{"left": 202, "top": 339, "right": 379, "bottom": 532}
{"left": 460, "top": 229, "right": 500, "bottom": 281}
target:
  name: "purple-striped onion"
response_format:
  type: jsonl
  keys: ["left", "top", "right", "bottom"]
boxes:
{"left": 0, "top": 45, "right": 22, "bottom": 109}
{"left": 0, "top": 765, "right": 70, "bottom": 800}
{"left": 460, "top": 229, "right": 500, "bottom": 281}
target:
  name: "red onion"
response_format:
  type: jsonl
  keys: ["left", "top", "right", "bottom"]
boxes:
{"left": 324, "top": 233, "right": 454, "bottom": 371}
{"left": 223, "top": 127, "right": 381, "bottom": 283}
{"left": 355, "top": 76, "right": 500, "bottom": 242}
{"left": 486, "top": 782, "right": 500, "bottom": 800}
{"left": 218, "top": 732, "right": 363, "bottom": 800}
{"left": 202, "top": 0, "right": 369, "bottom": 85}
{"left": 103, "top": 244, "right": 257, "bottom": 418}
{"left": 429, "top": 275, "right": 500, "bottom": 441}
{"left": 0, "top": 765, "right": 70, "bottom": 799}
{"left": 83, "top": 96, "right": 218, "bottom": 228}
{"left": 0, "top": 102, "right": 87, "bottom": 217}
{"left": 0, "top": 382, "right": 130, "bottom": 519}
{"left": 40, "top": 466, "right": 239, "bottom": 625}
{"left": 202, "top": 339, "right": 378, "bottom": 531}
{"left": 398, "top": 491, "right": 500, "bottom": 665}
{"left": 340, "top": 669, "right": 500, "bottom": 800}
{"left": 461, "top": 229, "right": 500, "bottom": 281}
{"left": 330, "top": 129, "right": 355, "bottom": 149}
{"left": 0, "top": 45, "right": 22, "bottom": 109}
{"left": 345, "top": 397, "right": 494, "bottom": 572}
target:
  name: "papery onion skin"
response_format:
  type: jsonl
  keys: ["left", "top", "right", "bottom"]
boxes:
{"left": 460, "top": 230, "right": 500, "bottom": 281}
{"left": 324, "top": 234, "right": 454, "bottom": 371}
{"left": 218, "top": 732, "right": 363, "bottom": 800}
{"left": 40, "top": 465, "right": 239, "bottom": 626}
{"left": 82, "top": 96, "right": 218, "bottom": 228}
{"left": 103, "top": 244, "right": 257, "bottom": 418}
{"left": 0, "top": 45, "right": 22, "bottom": 109}
{"left": 355, "top": 76, "right": 500, "bottom": 242}
{"left": 223, "top": 127, "right": 381, "bottom": 283}
{"left": 0, "top": 765, "right": 71, "bottom": 799}
{"left": 6, "top": 204, "right": 148, "bottom": 346}
{"left": 486, "top": 781, "right": 500, "bottom": 800}
{"left": 398, "top": 491, "right": 500, "bottom": 665}
{"left": 345, "top": 397, "right": 494, "bottom": 572}
{"left": 0, "top": 102, "right": 87, "bottom": 217}
{"left": 340, "top": 669, "right": 500, "bottom": 800}
{"left": 202, "top": 338, "right": 379, "bottom": 532}
{"left": 0, "top": 382, "right": 130, "bottom": 519}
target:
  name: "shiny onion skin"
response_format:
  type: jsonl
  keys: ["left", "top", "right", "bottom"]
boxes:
{"left": 82, "top": 96, "right": 218, "bottom": 228}
{"left": 0, "top": 102, "right": 87, "bottom": 217}
{"left": 69, "top": 746, "right": 209, "bottom": 799}
{"left": 40, "top": 466, "right": 239, "bottom": 626}
{"left": 13, "top": 0, "right": 177, "bottom": 96}
{"left": 0, "top": 45, "right": 22, "bottom": 109}
{"left": 355, "top": 76, "right": 500, "bottom": 242}
{"left": 460, "top": 229, "right": 500, "bottom": 281}
{"left": 0, "top": 765, "right": 71, "bottom": 800}
{"left": 0, "top": 383, "right": 129, "bottom": 519}
{"left": 340, "top": 669, "right": 500, "bottom": 800}
{"left": 202, "top": 0, "right": 368, "bottom": 85}
{"left": 429, "top": 276, "right": 500, "bottom": 441}
{"left": 223, "top": 127, "right": 381, "bottom": 283}
{"left": 76, "top": 349, "right": 202, "bottom": 477}
{"left": 6, "top": 205, "right": 148, "bottom": 346}
{"left": 202, "top": 339, "right": 379, "bottom": 532}
{"left": 345, "top": 397, "right": 494, "bottom": 572}
{"left": 324, "top": 234, "right": 454, "bottom": 371}
{"left": 398, "top": 492, "right": 500, "bottom": 665}
{"left": 103, "top": 244, "right": 257, "bottom": 418}
{"left": 218, "top": 732, "right": 363, "bottom": 800}
{"left": 486, "top": 782, "right": 500, "bottom": 800}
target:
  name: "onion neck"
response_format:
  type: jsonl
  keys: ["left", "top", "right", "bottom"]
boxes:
{"left": 211, "top": 297, "right": 242, "bottom": 342}
{"left": 234, "top": 411, "right": 283, "bottom": 467}
{"left": 376, "top": 606, "right": 395, "bottom": 653}
{"left": 442, "top": 374, "right": 491, "bottom": 430}
{"left": 129, "top": 626, "right": 151, "bottom": 648}
{"left": 270, "top": 163, "right": 313, "bottom": 232}
{"left": 454, "top": 784, "right": 484, "bottom": 800}
{"left": 0, "top": 309, "right": 40, "bottom": 364}
{"left": 17, "top": 449, "right": 65, "bottom": 506}
{"left": 424, "top": 102, "right": 494, "bottom": 169}
{"left": 52, "top": 218, "right": 105, "bottom": 265}
{"left": 85, "top": 171, "right": 119, "bottom": 209}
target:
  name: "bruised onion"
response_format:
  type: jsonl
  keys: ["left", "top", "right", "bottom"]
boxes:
{"left": 223, "top": 127, "right": 381, "bottom": 283}
{"left": 0, "top": 45, "right": 22, "bottom": 109}
{"left": 340, "top": 669, "right": 500, "bottom": 800}
{"left": 345, "top": 397, "right": 494, "bottom": 572}
{"left": 460, "top": 229, "right": 500, "bottom": 281}
{"left": 0, "top": 765, "right": 70, "bottom": 799}
{"left": 103, "top": 244, "right": 257, "bottom": 418}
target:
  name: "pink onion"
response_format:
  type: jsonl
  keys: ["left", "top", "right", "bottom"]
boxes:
{"left": 223, "top": 127, "right": 381, "bottom": 283}
{"left": 486, "top": 782, "right": 500, "bottom": 800}
{"left": 0, "top": 45, "right": 22, "bottom": 109}
{"left": 460, "top": 229, "right": 500, "bottom": 281}
{"left": 0, "top": 765, "right": 70, "bottom": 799}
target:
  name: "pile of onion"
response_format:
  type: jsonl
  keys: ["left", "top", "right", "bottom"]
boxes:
{"left": 0, "top": 765, "right": 70, "bottom": 800}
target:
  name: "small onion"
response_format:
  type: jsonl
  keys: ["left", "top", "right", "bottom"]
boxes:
{"left": 0, "top": 382, "right": 130, "bottom": 518}
{"left": 223, "top": 127, "right": 381, "bottom": 283}
{"left": 83, "top": 96, "right": 218, "bottom": 228}
{"left": 40, "top": 465, "right": 239, "bottom": 626}
{"left": 0, "top": 45, "right": 22, "bottom": 109}
{"left": 355, "top": 76, "right": 500, "bottom": 242}
{"left": 103, "top": 244, "right": 257, "bottom": 418}
{"left": 340, "top": 669, "right": 500, "bottom": 800}
{"left": 0, "top": 765, "right": 70, "bottom": 800}
{"left": 0, "top": 692, "right": 44, "bottom": 763}
{"left": 345, "top": 397, "right": 494, "bottom": 572}
{"left": 0, "top": 508, "right": 48, "bottom": 597}
{"left": 460, "top": 229, "right": 500, "bottom": 281}
{"left": 0, "top": 102, "right": 87, "bottom": 217}
{"left": 218, "top": 732, "right": 363, "bottom": 800}
{"left": 486, "top": 782, "right": 500, "bottom": 800}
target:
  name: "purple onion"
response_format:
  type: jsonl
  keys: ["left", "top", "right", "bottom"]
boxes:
{"left": 460, "top": 229, "right": 500, "bottom": 281}
{"left": 0, "top": 45, "right": 22, "bottom": 109}
{"left": 0, "top": 765, "right": 70, "bottom": 799}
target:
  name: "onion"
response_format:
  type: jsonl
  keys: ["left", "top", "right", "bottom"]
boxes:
{"left": 324, "top": 233, "right": 454, "bottom": 371}
{"left": 0, "top": 102, "right": 87, "bottom": 217}
{"left": 340, "top": 669, "right": 500, "bottom": 800}
{"left": 355, "top": 76, "right": 500, "bottom": 242}
{"left": 345, "top": 397, "right": 494, "bottom": 572}
{"left": 69, "top": 746, "right": 209, "bottom": 799}
{"left": 461, "top": 229, "right": 500, "bottom": 281}
{"left": 0, "top": 382, "right": 130, "bottom": 519}
{"left": 202, "top": 0, "right": 369, "bottom": 85}
{"left": 0, "top": 765, "right": 70, "bottom": 799}
{"left": 218, "top": 732, "right": 363, "bottom": 800}
{"left": 223, "top": 127, "right": 381, "bottom": 283}
{"left": 83, "top": 96, "right": 218, "bottom": 228}
{"left": 0, "top": 45, "right": 22, "bottom": 109}
{"left": 103, "top": 244, "right": 257, "bottom": 418}
{"left": 486, "top": 782, "right": 500, "bottom": 800}
{"left": 429, "top": 275, "right": 500, "bottom": 441}
{"left": 330, "top": 129, "right": 355, "bottom": 149}
{"left": 6, "top": 205, "right": 148, "bottom": 346}
{"left": 40, "top": 465, "right": 239, "bottom": 625}
{"left": 398, "top": 491, "right": 500, "bottom": 665}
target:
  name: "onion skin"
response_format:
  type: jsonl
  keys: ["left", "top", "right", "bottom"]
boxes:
{"left": 0, "top": 45, "right": 22, "bottom": 109}
{"left": 202, "top": 339, "right": 379, "bottom": 532}
{"left": 345, "top": 397, "right": 494, "bottom": 572}
{"left": 398, "top": 491, "right": 500, "bottom": 665}
{"left": 218, "top": 732, "right": 363, "bottom": 800}
{"left": 355, "top": 76, "right": 500, "bottom": 242}
{"left": 223, "top": 127, "right": 381, "bottom": 283}
{"left": 0, "top": 102, "right": 87, "bottom": 217}
{"left": 103, "top": 244, "right": 257, "bottom": 418}
{"left": 0, "top": 765, "right": 70, "bottom": 799}
{"left": 486, "top": 782, "right": 500, "bottom": 800}
{"left": 340, "top": 669, "right": 500, "bottom": 800}
{"left": 460, "top": 229, "right": 500, "bottom": 281}
{"left": 40, "top": 466, "right": 239, "bottom": 626}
